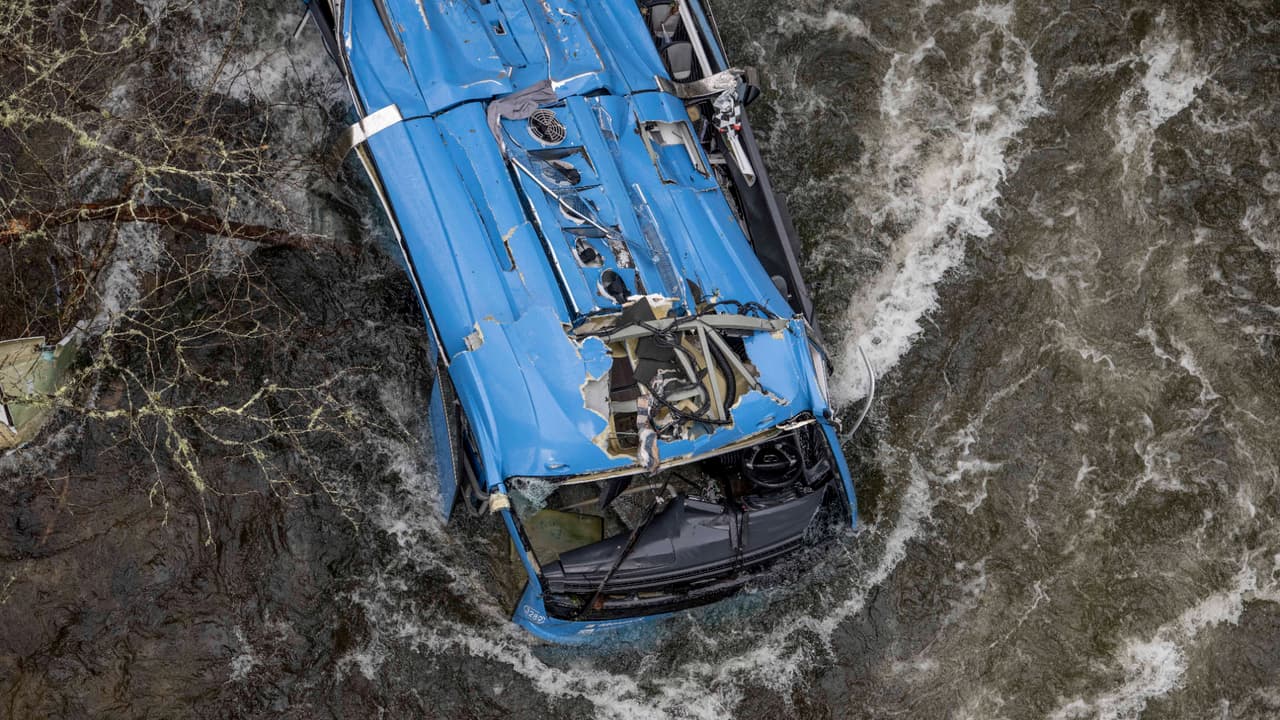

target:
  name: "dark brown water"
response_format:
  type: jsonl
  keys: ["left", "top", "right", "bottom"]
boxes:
{"left": 3, "top": 1, "right": 1279, "bottom": 718}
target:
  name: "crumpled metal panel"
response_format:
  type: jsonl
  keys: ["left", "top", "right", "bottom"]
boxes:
{"left": 446, "top": 312, "right": 820, "bottom": 480}
{"left": 365, "top": 117, "right": 527, "bottom": 347}
{"left": 343, "top": 0, "right": 666, "bottom": 116}
{"left": 494, "top": 92, "right": 790, "bottom": 318}
{"left": 342, "top": 0, "right": 433, "bottom": 117}
{"left": 343, "top": 0, "right": 828, "bottom": 483}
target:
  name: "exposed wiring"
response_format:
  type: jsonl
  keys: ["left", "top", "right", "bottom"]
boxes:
{"left": 632, "top": 317, "right": 736, "bottom": 434}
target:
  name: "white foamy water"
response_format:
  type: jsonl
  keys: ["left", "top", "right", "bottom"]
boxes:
{"left": 9, "top": 0, "right": 1275, "bottom": 717}
{"left": 330, "top": 4, "right": 1048, "bottom": 717}
{"left": 1050, "top": 559, "right": 1273, "bottom": 720}
{"left": 88, "top": 222, "right": 164, "bottom": 332}
{"left": 776, "top": 8, "right": 874, "bottom": 43}
{"left": 829, "top": 4, "right": 1045, "bottom": 404}
{"left": 1110, "top": 12, "right": 1209, "bottom": 206}
{"left": 228, "top": 626, "right": 260, "bottom": 682}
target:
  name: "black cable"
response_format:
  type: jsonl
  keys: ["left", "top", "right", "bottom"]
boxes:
{"left": 639, "top": 378, "right": 730, "bottom": 435}
{"left": 571, "top": 302, "right": 773, "bottom": 438}
{"left": 633, "top": 319, "right": 725, "bottom": 433}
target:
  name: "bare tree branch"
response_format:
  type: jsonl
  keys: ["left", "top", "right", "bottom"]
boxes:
{"left": 2, "top": 198, "right": 340, "bottom": 252}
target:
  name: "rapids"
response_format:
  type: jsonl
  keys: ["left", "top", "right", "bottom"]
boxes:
{"left": 2, "top": 1, "right": 1278, "bottom": 718}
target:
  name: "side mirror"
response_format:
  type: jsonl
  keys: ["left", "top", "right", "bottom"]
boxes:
{"left": 662, "top": 41, "right": 696, "bottom": 81}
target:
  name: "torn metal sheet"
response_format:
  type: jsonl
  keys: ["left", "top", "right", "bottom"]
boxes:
{"left": 333, "top": 103, "right": 403, "bottom": 164}
{"left": 655, "top": 67, "right": 744, "bottom": 100}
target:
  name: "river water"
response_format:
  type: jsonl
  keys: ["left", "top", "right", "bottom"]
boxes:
{"left": 2, "top": 1, "right": 1279, "bottom": 718}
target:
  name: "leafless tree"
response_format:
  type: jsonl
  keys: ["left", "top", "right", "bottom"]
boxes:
{"left": 0, "top": 0, "right": 410, "bottom": 537}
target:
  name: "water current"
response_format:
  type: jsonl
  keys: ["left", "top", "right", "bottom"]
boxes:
{"left": 2, "top": 1, "right": 1278, "bottom": 718}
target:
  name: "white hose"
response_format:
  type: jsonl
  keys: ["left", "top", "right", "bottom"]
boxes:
{"left": 846, "top": 344, "right": 876, "bottom": 437}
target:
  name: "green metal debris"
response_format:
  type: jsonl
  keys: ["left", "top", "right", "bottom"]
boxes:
{"left": 0, "top": 329, "right": 80, "bottom": 449}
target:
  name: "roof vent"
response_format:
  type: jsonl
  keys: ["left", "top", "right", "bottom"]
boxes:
{"left": 528, "top": 109, "right": 566, "bottom": 145}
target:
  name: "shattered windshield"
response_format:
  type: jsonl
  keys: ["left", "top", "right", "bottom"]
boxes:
{"left": 511, "top": 463, "right": 724, "bottom": 567}
{"left": 508, "top": 415, "right": 834, "bottom": 571}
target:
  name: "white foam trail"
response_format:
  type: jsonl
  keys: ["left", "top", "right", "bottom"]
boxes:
{"left": 1049, "top": 558, "right": 1272, "bottom": 720}
{"left": 334, "top": 6, "right": 1043, "bottom": 715}
{"left": 776, "top": 8, "right": 874, "bottom": 43}
{"left": 832, "top": 5, "right": 1045, "bottom": 404}
{"left": 89, "top": 222, "right": 164, "bottom": 332}
{"left": 1138, "top": 24, "right": 1209, "bottom": 128}
{"left": 228, "top": 626, "right": 260, "bottom": 682}
{"left": 1110, "top": 12, "right": 1209, "bottom": 207}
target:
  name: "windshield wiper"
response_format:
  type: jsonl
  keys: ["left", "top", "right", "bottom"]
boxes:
{"left": 576, "top": 475, "right": 674, "bottom": 619}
